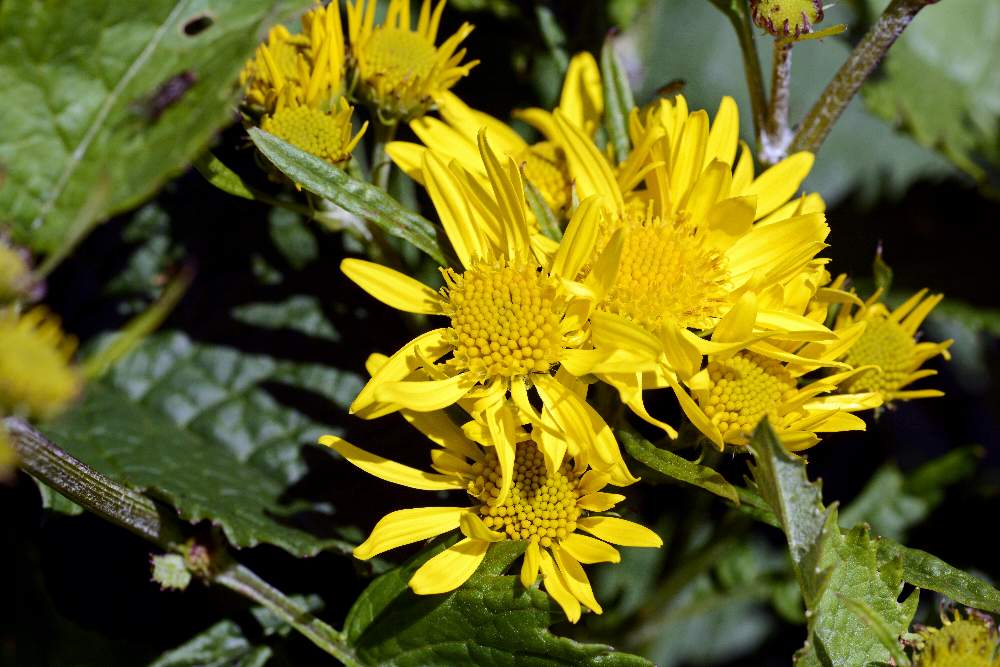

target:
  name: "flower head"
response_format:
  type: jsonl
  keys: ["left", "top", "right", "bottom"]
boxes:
{"left": 341, "top": 133, "right": 637, "bottom": 488}
{"left": 0, "top": 235, "right": 36, "bottom": 303}
{"left": 0, "top": 308, "right": 80, "bottom": 420}
{"left": 832, "top": 285, "right": 952, "bottom": 403}
{"left": 260, "top": 97, "right": 365, "bottom": 164}
{"left": 320, "top": 417, "right": 661, "bottom": 622}
{"left": 912, "top": 608, "right": 1000, "bottom": 667}
{"left": 347, "top": 0, "right": 477, "bottom": 121}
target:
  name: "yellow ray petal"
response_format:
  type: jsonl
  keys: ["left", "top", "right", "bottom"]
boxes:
{"left": 539, "top": 548, "right": 582, "bottom": 623}
{"left": 423, "top": 151, "right": 489, "bottom": 269}
{"left": 478, "top": 131, "right": 531, "bottom": 259}
{"left": 705, "top": 96, "right": 739, "bottom": 167}
{"left": 341, "top": 259, "right": 443, "bottom": 314}
{"left": 319, "top": 435, "right": 464, "bottom": 490}
{"left": 552, "top": 545, "right": 602, "bottom": 614}
{"left": 436, "top": 91, "right": 527, "bottom": 155}
{"left": 559, "top": 51, "right": 603, "bottom": 131}
{"left": 355, "top": 506, "right": 466, "bottom": 559}
{"left": 554, "top": 111, "right": 623, "bottom": 212}
{"left": 460, "top": 513, "right": 505, "bottom": 542}
{"left": 560, "top": 533, "right": 621, "bottom": 564}
{"left": 577, "top": 517, "right": 663, "bottom": 547}
{"left": 745, "top": 152, "right": 814, "bottom": 219}
{"left": 706, "top": 196, "right": 755, "bottom": 251}
{"left": 577, "top": 492, "right": 626, "bottom": 512}
{"left": 726, "top": 213, "right": 828, "bottom": 285}
{"left": 550, "top": 195, "right": 600, "bottom": 280}
{"left": 484, "top": 399, "right": 518, "bottom": 504}
{"left": 590, "top": 310, "right": 663, "bottom": 363}
{"left": 409, "top": 537, "right": 490, "bottom": 594}
{"left": 521, "top": 540, "right": 542, "bottom": 588}
{"left": 386, "top": 141, "right": 428, "bottom": 183}
{"left": 712, "top": 291, "right": 757, "bottom": 344}
{"left": 351, "top": 329, "right": 452, "bottom": 417}
{"left": 375, "top": 372, "right": 477, "bottom": 412}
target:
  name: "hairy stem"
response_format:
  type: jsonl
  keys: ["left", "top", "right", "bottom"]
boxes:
{"left": 370, "top": 119, "right": 398, "bottom": 193}
{"left": 762, "top": 41, "right": 793, "bottom": 163}
{"left": 789, "top": 0, "right": 940, "bottom": 155}
{"left": 708, "top": 0, "right": 768, "bottom": 144}
{"left": 8, "top": 417, "right": 362, "bottom": 665}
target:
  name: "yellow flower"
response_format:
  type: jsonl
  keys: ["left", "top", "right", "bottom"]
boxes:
{"left": 241, "top": 3, "right": 347, "bottom": 114}
{"left": 912, "top": 608, "right": 1000, "bottom": 667}
{"left": 553, "top": 95, "right": 833, "bottom": 436}
{"left": 341, "top": 132, "right": 637, "bottom": 490}
{"left": 319, "top": 420, "right": 661, "bottom": 623}
{"left": 0, "top": 308, "right": 80, "bottom": 420}
{"left": 0, "top": 237, "right": 34, "bottom": 303}
{"left": 346, "top": 0, "right": 478, "bottom": 121}
{"left": 260, "top": 97, "right": 366, "bottom": 165}
{"left": 662, "top": 291, "right": 882, "bottom": 450}
{"left": 833, "top": 284, "right": 952, "bottom": 403}
{"left": 387, "top": 52, "right": 604, "bottom": 215}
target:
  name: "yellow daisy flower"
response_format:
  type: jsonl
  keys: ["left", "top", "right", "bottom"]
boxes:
{"left": 832, "top": 284, "right": 952, "bottom": 403}
{"left": 0, "top": 308, "right": 80, "bottom": 420}
{"left": 662, "top": 291, "right": 882, "bottom": 451}
{"left": 242, "top": 4, "right": 366, "bottom": 164}
{"left": 912, "top": 608, "right": 1000, "bottom": 667}
{"left": 341, "top": 132, "right": 637, "bottom": 491}
{"left": 553, "top": 95, "right": 833, "bottom": 435}
{"left": 387, "top": 52, "right": 603, "bottom": 215}
{"left": 319, "top": 422, "right": 661, "bottom": 623}
{"left": 0, "top": 236, "right": 34, "bottom": 303}
{"left": 346, "top": 0, "right": 478, "bottom": 121}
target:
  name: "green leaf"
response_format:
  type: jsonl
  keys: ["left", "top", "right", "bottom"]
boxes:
{"left": 862, "top": 0, "right": 1000, "bottom": 181}
{"left": 746, "top": 421, "right": 917, "bottom": 667}
{"left": 619, "top": 430, "right": 739, "bottom": 504}
{"left": 0, "top": 0, "right": 309, "bottom": 253}
{"left": 601, "top": 36, "right": 636, "bottom": 164}
{"left": 838, "top": 594, "right": 911, "bottom": 666}
{"left": 840, "top": 447, "right": 981, "bottom": 540}
{"left": 33, "top": 478, "right": 84, "bottom": 516}
{"left": 193, "top": 153, "right": 257, "bottom": 201}
{"left": 232, "top": 295, "right": 340, "bottom": 342}
{"left": 268, "top": 207, "right": 318, "bottom": 270}
{"left": 247, "top": 128, "right": 447, "bottom": 265}
{"left": 345, "top": 541, "right": 652, "bottom": 666}
{"left": 877, "top": 539, "right": 1000, "bottom": 614}
{"left": 873, "top": 247, "right": 893, "bottom": 293}
{"left": 148, "top": 620, "right": 271, "bottom": 667}
{"left": 44, "top": 329, "right": 364, "bottom": 556}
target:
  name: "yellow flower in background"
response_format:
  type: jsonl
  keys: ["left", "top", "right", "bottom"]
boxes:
{"left": 319, "top": 419, "right": 661, "bottom": 623}
{"left": 242, "top": 4, "right": 366, "bottom": 164}
{"left": 0, "top": 237, "right": 34, "bottom": 303}
{"left": 911, "top": 608, "right": 1000, "bottom": 667}
{"left": 387, "top": 52, "right": 603, "bottom": 215}
{"left": 0, "top": 308, "right": 80, "bottom": 420}
{"left": 553, "top": 95, "right": 832, "bottom": 435}
{"left": 347, "top": 0, "right": 478, "bottom": 121}
{"left": 833, "top": 285, "right": 952, "bottom": 403}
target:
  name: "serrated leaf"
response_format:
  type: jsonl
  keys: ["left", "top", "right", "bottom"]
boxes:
{"left": 619, "top": 430, "right": 739, "bottom": 504}
{"left": 0, "top": 0, "right": 309, "bottom": 253}
{"left": 345, "top": 540, "right": 652, "bottom": 666}
{"left": 877, "top": 539, "right": 1000, "bottom": 614}
{"left": 862, "top": 0, "right": 1000, "bottom": 180}
{"left": 838, "top": 594, "right": 911, "bottom": 666}
{"left": 747, "top": 421, "right": 917, "bottom": 667}
{"left": 248, "top": 128, "right": 447, "bottom": 265}
{"left": 148, "top": 619, "right": 271, "bottom": 667}
{"left": 601, "top": 36, "right": 635, "bottom": 164}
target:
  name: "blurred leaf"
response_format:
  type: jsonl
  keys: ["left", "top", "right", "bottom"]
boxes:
{"left": 268, "top": 207, "right": 318, "bottom": 270}
{"left": 932, "top": 299, "right": 1000, "bottom": 338}
{"left": 33, "top": 479, "right": 84, "bottom": 516}
{"left": 877, "top": 539, "right": 1000, "bottom": 614}
{"left": 248, "top": 129, "right": 447, "bottom": 265}
{"left": 873, "top": 247, "right": 893, "bottom": 292}
{"left": 345, "top": 540, "right": 652, "bottom": 666}
{"left": 148, "top": 620, "right": 271, "bottom": 667}
{"left": 194, "top": 153, "right": 257, "bottom": 201}
{"left": 0, "top": 0, "right": 309, "bottom": 252}
{"left": 619, "top": 430, "right": 739, "bottom": 503}
{"left": 747, "top": 421, "right": 917, "bottom": 667}
{"left": 448, "top": 0, "right": 520, "bottom": 18}
{"left": 104, "top": 204, "right": 184, "bottom": 307}
{"left": 232, "top": 295, "right": 340, "bottom": 342}
{"left": 601, "top": 36, "right": 636, "bottom": 163}
{"left": 840, "top": 447, "right": 981, "bottom": 540}
{"left": 863, "top": 0, "right": 1000, "bottom": 181}
{"left": 44, "top": 328, "right": 365, "bottom": 556}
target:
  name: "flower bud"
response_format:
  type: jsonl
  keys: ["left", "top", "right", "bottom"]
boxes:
{"left": 751, "top": 0, "right": 824, "bottom": 38}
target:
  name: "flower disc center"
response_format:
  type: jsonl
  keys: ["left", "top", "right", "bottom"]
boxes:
{"left": 702, "top": 352, "right": 795, "bottom": 439}
{"left": 841, "top": 318, "right": 915, "bottom": 394}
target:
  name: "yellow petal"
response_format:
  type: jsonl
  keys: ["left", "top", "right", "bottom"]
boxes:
{"left": 670, "top": 110, "right": 709, "bottom": 202}
{"left": 401, "top": 409, "right": 482, "bottom": 460}
{"left": 341, "top": 259, "right": 443, "bottom": 315}
{"left": 559, "top": 51, "right": 603, "bottom": 131}
{"left": 577, "top": 492, "right": 626, "bottom": 512}
{"left": 726, "top": 213, "right": 828, "bottom": 286}
{"left": 351, "top": 329, "right": 452, "bottom": 417}
{"left": 460, "top": 513, "right": 505, "bottom": 542}
{"left": 745, "top": 152, "right": 814, "bottom": 219}
{"left": 712, "top": 291, "right": 757, "bottom": 344}
{"left": 559, "top": 533, "right": 621, "bottom": 564}
{"left": 385, "top": 141, "right": 427, "bottom": 183}
{"left": 436, "top": 91, "right": 527, "bottom": 155}
{"left": 423, "top": 151, "right": 489, "bottom": 269}
{"left": 375, "top": 372, "right": 477, "bottom": 412}
{"left": 550, "top": 195, "right": 600, "bottom": 280}
{"left": 539, "top": 548, "right": 581, "bottom": 623}
{"left": 355, "top": 506, "right": 466, "bottom": 559}
{"left": 583, "top": 227, "right": 624, "bottom": 301}
{"left": 706, "top": 196, "right": 755, "bottom": 251}
{"left": 483, "top": 400, "right": 518, "bottom": 504}
{"left": 521, "top": 540, "right": 541, "bottom": 588}
{"left": 409, "top": 537, "right": 489, "bottom": 594}
{"left": 478, "top": 130, "right": 531, "bottom": 259}
{"left": 576, "top": 517, "right": 663, "bottom": 547}
{"left": 681, "top": 160, "right": 732, "bottom": 223}
{"left": 319, "top": 435, "right": 464, "bottom": 491}
{"left": 552, "top": 545, "right": 602, "bottom": 614}
{"left": 554, "top": 111, "right": 624, "bottom": 212}
{"left": 705, "top": 96, "right": 739, "bottom": 167}
{"left": 591, "top": 310, "right": 663, "bottom": 362}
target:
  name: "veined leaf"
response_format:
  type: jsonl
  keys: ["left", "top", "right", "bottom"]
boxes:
{"left": 0, "top": 0, "right": 309, "bottom": 253}
{"left": 620, "top": 430, "right": 739, "bottom": 504}
{"left": 345, "top": 540, "right": 652, "bottom": 666}
{"left": 148, "top": 620, "right": 271, "bottom": 667}
{"left": 248, "top": 128, "right": 447, "bottom": 265}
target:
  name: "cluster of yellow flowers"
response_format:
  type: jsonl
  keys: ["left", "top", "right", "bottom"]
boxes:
{"left": 246, "top": 3, "right": 953, "bottom": 623}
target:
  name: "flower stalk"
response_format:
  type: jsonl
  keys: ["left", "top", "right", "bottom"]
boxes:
{"left": 762, "top": 41, "right": 793, "bottom": 163}
{"left": 708, "top": 0, "right": 768, "bottom": 143}
{"left": 789, "top": 0, "right": 941, "bottom": 155}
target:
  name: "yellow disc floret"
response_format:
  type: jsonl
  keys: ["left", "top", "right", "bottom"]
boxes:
{"left": 603, "top": 205, "right": 730, "bottom": 331}
{"left": 913, "top": 611, "right": 1000, "bottom": 667}
{"left": 470, "top": 443, "right": 581, "bottom": 548}
{"left": 260, "top": 99, "right": 366, "bottom": 164}
{"left": 703, "top": 352, "right": 797, "bottom": 440}
{"left": 841, "top": 317, "right": 916, "bottom": 395}
{"left": 443, "top": 261, "right": 565, "bottom": 379}
{"left": 0, "top": 308, "right": 80, "bottom": 420}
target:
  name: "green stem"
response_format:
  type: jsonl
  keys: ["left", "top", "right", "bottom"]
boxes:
{"left": 788, "top": 0, "right": 940, "bottom": 155}
{"left": 370, "top": 119, "right": 398, "bottom": 193}
{"left": 709, "top": 0, "right": 768, "bottom": 144}
{"left": 762, "top": 41, "right": 793, "bottom": 163}
{"left": 7, "top": 417, "right": 363, "bottom": 666}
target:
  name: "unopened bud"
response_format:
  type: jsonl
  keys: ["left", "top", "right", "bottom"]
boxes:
{"left": 751, "top": 0, "right": 824, "bottom": 38}
{"left": 150, "top": 553, "right": 192, "bottom": 591}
